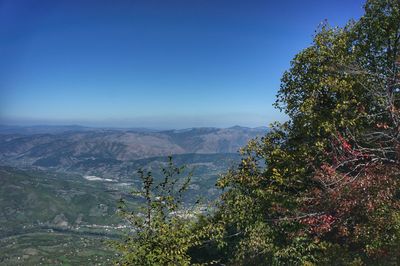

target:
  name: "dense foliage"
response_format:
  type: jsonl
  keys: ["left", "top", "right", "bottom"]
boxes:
{"left": 114, "top": 0, "right": 400, "bottom": 264}
{"left": 212, "top": 0, "right": 400, "bottom": 264}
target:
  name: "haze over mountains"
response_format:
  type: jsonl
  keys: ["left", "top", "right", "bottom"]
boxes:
{"left": 0, "top": 125, "right": 267, "bottom": 179}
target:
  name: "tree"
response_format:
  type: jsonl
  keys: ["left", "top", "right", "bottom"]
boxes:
{"left": 111, "top": 1, "right": 400, "bottom": 264}
{"left": 112, "top": 157, "right": 216, "bottom": 266}
{"left": 212, "top": 0, "right": 400, "bottom": 264}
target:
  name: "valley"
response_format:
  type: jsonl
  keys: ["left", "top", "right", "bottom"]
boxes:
{"left": 0, "top": 125, "right": 265, "bottom": 264}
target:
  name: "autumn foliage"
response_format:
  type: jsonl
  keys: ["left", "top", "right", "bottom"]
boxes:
{"left": 114, "top": 1, "right": 400, "bottom": 264}
{"left": 209, "top": 0, "right": 400, "bottom": 264}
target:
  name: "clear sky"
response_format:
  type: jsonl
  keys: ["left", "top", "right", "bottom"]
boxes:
{"left": 0, "top": 0, "right": 364, "bottom": 129}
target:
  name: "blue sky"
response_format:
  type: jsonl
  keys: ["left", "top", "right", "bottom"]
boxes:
{"left": 0, "top": 0, "right": 364, "bottom": 128}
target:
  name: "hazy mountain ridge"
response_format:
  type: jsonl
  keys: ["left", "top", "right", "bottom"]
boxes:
{"left": 0, "top": 125, "right": 158, "bottom": 135}
{"left": 0, "top": 126, "right": 267, "bottom": 177}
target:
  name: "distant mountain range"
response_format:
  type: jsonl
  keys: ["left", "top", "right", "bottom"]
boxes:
{"left": 0, "top": 125, "right": 268, "bottom": 179}
{"left": 0, "top": 125, "right": 268, "bottom": 135}
{"left": 0, "top": 125, "right": 156, "bottom": 135}
{"left": 0, "top": 125, "right": 268, "bottom": 232}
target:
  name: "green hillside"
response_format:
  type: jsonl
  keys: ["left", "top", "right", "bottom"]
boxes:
{"left": 0, "top": 167, "right": 123, "bottom": 264}
{"left": 0, "top": 166, "right": 121, "bottom": 236}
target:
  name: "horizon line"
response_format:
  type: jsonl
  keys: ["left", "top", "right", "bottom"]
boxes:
{"left": 0, "top": 123, "right": 271, "bottom": 131}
